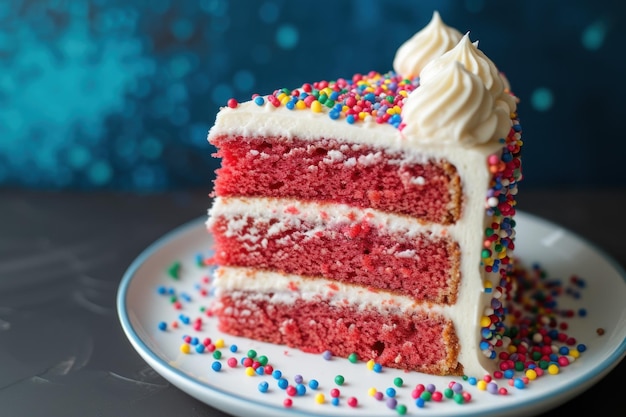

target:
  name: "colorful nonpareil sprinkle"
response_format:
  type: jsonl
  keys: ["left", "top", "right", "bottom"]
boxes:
{"left": 478, "top": 116, "right": 523, "bottom": 363}
{"left": 167, "top": 261, "right": 181, "bottom": 279}
{"left": 243, "top": 71, "right": 418, "bottom": 129}
{"left": 151, "top": 249, "right": 591, "bottom": 415}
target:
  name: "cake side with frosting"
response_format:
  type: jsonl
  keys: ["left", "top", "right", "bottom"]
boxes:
{"left": 206, "top": 11, "right": 522, "bottom": 377}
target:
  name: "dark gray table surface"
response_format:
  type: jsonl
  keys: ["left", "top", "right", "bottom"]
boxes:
{"left": 1, "top": 188, "right": 624, "bottom": 417}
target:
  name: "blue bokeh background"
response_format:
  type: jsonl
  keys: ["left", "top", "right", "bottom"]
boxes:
{"left": 1, "top": 0, "right": 624, "bottom": 191}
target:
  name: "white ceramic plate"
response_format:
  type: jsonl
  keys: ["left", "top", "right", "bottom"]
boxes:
{"left": 117, "top": 211, "right": 626, "bottom": 417}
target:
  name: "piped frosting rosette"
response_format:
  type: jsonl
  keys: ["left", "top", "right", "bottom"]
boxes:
{"left": 393, "top": 11, "right": 462, "bottom": 78}
{"left": 401, "top": 60, "right": 511, "bottom": 146}
{"left": 420, "top": 32, "right": 517, "bottom": 115}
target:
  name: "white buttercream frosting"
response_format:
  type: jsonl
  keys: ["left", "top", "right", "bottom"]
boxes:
{"left": 213, "top": 267, "right": 434, "bottom": 312}
{"left": 401, "top": 61, "right": 511, "bottom": 146}
{"left": 392, "top": 11, "right": 462, "bottom": 78}
{"left": 420, "top": 32, "right": 517, "bottom": 114}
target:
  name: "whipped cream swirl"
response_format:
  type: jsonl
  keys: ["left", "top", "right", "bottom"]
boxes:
{"left": 392, "top": 11, "right": 462, "bottom": 78}
{"left": 401, "top": 61, "right": 511, "bottom": 146}
{"left": 420, "top": 33, "right": 517, "bottom": 114}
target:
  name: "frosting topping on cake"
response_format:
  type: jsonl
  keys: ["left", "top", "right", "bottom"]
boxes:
{"left": 401, "top": 61, "right": 511, "bottom": 146}
{"left": 392, "top": 11, "right": 462, "bottom": 78}
{"left": 215, "top": 12, "right": 517, "bottom": 149}
{"left": 420, "top": 32, "right": 517, "bottom": 114}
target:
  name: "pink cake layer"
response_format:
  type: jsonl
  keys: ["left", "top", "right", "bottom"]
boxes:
{"left": 211, "top": 136, "right": 462, "bottom": 225}
{"left": 209, "top": 214, "right": 460, "bottom": 304}
{"left": 213, "top": 291, "right": 463, "bottom": 375}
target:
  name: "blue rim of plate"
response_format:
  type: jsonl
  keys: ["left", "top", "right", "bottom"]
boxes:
{"left": 117, "top": 211, "right": 626, "bottom": 417}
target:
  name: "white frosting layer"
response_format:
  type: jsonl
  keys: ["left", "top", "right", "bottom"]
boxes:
{"left": 213, "top": 266, "right": 446, "bottom": 313}
{"left": 392, "top": 11, "right": 462, "bottom": 77}
{"left": 209, "top": 196, "right": 451, "bottom": 257}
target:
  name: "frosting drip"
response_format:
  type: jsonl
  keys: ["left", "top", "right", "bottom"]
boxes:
{"left": 401, "top": 61, "right": 510, "bottom": 146}
{"left": 392, "top": 11, "right": 462, "bottom": 78}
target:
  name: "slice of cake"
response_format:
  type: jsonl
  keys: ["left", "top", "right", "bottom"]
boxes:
{"left": 206, "top": 11, "right": 522, "bottom": 377}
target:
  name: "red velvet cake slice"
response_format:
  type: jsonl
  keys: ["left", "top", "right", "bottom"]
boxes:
{"left": 206, "top": 12, "right": 522, "bottom": 377}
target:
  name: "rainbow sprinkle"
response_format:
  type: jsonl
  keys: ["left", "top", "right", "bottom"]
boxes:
{"left": 245, "top": 71, "right": 419, "bottom": 129}
{"left": 154, "top": 252, "right": 590, "bottom": 414}
{"left": 479, "top": 115, "right": 524, "bottom": 361}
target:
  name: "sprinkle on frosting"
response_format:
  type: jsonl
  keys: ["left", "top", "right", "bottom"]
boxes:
{"left": 231, "top": 49, "right": 517, "bottom": 147}
{"left": 479, "top": 116, "right": 523, "bottom": 361}
{"left": 248, "top": 71, "right": 419, "bottom": 129}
